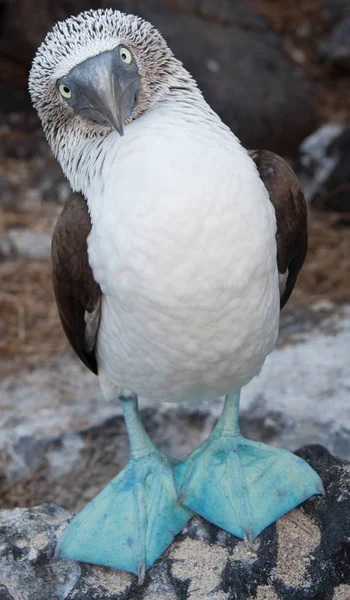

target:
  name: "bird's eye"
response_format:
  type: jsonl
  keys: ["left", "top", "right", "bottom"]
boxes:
{"left": 59, "top": 83, "right": 72, "bottom": 99}
{"left": 119, "top": 46, "right": 133, "bottom": 65}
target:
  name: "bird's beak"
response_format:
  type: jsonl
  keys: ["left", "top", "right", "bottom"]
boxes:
{"left": 58, "top": 49, "right": 140, "bottom": 136}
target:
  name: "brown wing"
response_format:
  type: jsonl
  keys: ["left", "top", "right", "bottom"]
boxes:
{"left": 51, "top": 192, "right": 101, "bottom": 374}
{"left": 248, "top": 149, "right": 308, "bottom": 309}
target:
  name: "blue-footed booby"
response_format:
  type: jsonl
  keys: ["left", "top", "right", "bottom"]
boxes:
{"left": 29, "top": 9, "right": 324, "bottom": 583}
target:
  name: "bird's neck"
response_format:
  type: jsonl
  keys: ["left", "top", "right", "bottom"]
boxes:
{"left": 55, "top": 89, "right": 232, "bottom": 198}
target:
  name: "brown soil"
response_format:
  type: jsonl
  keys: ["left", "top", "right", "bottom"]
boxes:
{"left": 0, "top": 258, "right": 68, "bottom": 360}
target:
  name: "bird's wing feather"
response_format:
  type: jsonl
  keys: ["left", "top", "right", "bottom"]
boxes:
{"left": 248, "top": 149, "right": 308, "bottom": 309}
{"left": 51, "top": 192, "right": 101, "bottom": 374}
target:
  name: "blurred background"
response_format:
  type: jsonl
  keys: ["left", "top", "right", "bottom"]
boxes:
{"left": 0, "top": 0, "right": 349, "bottom": 511}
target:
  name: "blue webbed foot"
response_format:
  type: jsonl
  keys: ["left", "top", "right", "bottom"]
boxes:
{"left": 56, "top": 451, "right": 191, "bottom": 580}
{"left": 174, "top": 391, "right": 324, "bottom": 542}
{"left": 56, "top": 393, "right": 192, "bottom": 582}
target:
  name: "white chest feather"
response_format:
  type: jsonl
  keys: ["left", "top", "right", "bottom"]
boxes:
{"left": 83, "top": 101, "right": 280, "bottom": 402}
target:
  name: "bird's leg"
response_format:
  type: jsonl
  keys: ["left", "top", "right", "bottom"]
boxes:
{"left": 175, "top": 390, "right": 324, "bottom": 543}
{"left": 56, "top": 392, "right": 192, "bottom": 582}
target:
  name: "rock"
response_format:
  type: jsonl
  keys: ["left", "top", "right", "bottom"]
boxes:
{"left": 319, "top": 17, "right": 350, "bottom": 73}
{"left": 0, "top": 229, "right": 51, "bottom": 260}
{"left": 0, "top": 0, "right": 101, "bottom": 64}
{"left": 295, "top": 122, "right": 350, "bottom": 214}
{"left": 1, "top": 303, "right": 349, "bottom": 514}
{"left": 0, "top": 82, "right": 33, "bottom": 118}
{"left": 0, "top": 130, "right": 69, "bottom": 211}
{"left": 135, "top": 3, "right": 316, "bottom": 156}
{"left": 0, "top": 0, "right": 267, "bottom": 60}
{"left": 0, "top": 177, "right": 18, "bottom": 208}
{"left": 141, "top": 0, "right": 269, "bottom": 30}
{"left": 320, "top": 0, "right": 350, "bottom": 29}
{"left": 240, "top": 305, "right": 350, "bottom": 460}
{"left": 0, "top": 446, "right": 349, "bottom": 599}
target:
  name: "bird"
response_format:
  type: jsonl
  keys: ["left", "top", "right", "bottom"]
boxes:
{"left": 29, "top": 8, "right": 324, "bottom": 583}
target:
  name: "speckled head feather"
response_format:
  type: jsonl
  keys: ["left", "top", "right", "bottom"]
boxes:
{"left": 29, "top": 9, "right": 199, "bottom": 161}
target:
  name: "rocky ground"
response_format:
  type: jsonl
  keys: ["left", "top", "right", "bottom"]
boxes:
{"left": 0, "top": 1, "right": 350, "bottom": 598}
{"left": 0, "top": 447, "right": 349, "bottom": 600}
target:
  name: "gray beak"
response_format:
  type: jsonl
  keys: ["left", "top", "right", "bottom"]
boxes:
{"left": 58, "top": 48, "right": 140, "bottom": 135}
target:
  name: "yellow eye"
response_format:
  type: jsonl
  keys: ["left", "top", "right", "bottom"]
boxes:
{"left": 59, "top": 83, "right": 72, "bottom": 99}
{"left": 119, "top": 46, "right": 132, "bottom": 65}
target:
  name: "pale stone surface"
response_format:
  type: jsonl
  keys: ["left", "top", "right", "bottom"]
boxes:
{"left": 251, "top": 587, "right": 280, "bottom": 600}
{"left": 271, "top": 511, "right": 321, "bottom": 588}
{"left": 170, "top": 537, "right": 230, "bottom": 599}
{"left": 333, "top": 584, "right": 350, "bottom": 600}
{"left": 295, "top": 122, "right": 350, "bottom": 213}
{"left": 239, "top": 307, "right": 350, "bottom": 459}
{"left": 0, "top": 228, "right": 52, "bottom": 259}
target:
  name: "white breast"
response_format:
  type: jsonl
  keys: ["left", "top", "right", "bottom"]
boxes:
{"left": 84, "top": 100, "right": 280, "bottom": 403}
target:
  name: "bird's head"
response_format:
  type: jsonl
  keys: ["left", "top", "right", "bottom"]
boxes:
{"left": 29, "top": 9, "right": 195, "bottom": 155}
